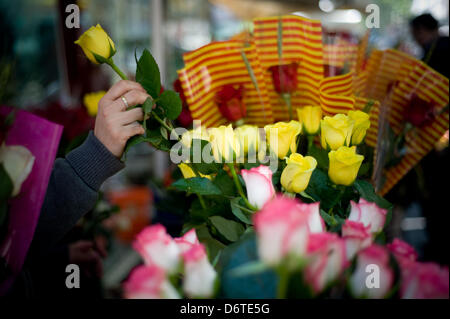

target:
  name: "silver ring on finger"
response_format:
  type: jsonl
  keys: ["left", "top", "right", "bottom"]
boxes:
{"left": 121, "top": 95, "right": 129, "bottom": 109}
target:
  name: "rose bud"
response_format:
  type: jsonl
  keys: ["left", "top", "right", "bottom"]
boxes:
{"left": 387, "top": 238, "right": 418, "bottom": 264}
{"left": 304, "top": 233, "right": 347, "bottom": 294}
{"left": 182, "top": 244, "right": 217, "bottom": 298}
{"left": 241, "top": 165, "right": 275, "bottom": 210}
{"left": 215, "top": 84, "right": 246, "bottom": 123}
{"left": 348, "top": 110, "right": 370, "bottom": 146}
{"left": 123, "top": 265, "right": 180, "bottom": 299}
{"left": 75, "top": 24, "right": 116, "bottom": 64}
{"left": 328, "top": 146, "right": 364, "bottom": 186}
{"left": 320, "top": 114, "right": 354, "bottom": 150}
{"left": 264, "top": 120, "right": 302, "bottom": 159}
{"left": 133, "top": 224, "right": 180, "bottom": 274}
{"left": 400, "top": 261, "right": 449, "bottom": 299}
{"left": 281, "top": 153, "right": 317, "bottom": 194}
{"left": 297, "top": 106, "right": 322, "bottom": 135}
{"left": 324, "top": 64, "right": 343, "bottom": 77}
{"left": 0, "top": 144, "right": 35, "bottom": 196}
{"left": 253, "top": 195, "right": 311, "bottom": 268}
{"left": 349, "top": 245, "right": 394, "bottom": 299}
{"left": 348, "top": 198, "right": 387, "bottom": 234}
{"left": 404, "top": 93, "right": 436, "bottom": 127}
{"left": 342, "top": 220, "right": 372, "bottom": 260}
{"left": 268, "top": 62, "right": 298, "bottom": 94}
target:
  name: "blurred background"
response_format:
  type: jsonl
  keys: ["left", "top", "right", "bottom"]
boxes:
{"left": 0, "top": 0, "right": 448, "bottom": 298}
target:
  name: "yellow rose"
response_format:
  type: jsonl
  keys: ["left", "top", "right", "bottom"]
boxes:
{"left": 75, "top": 24, "right": 116, "bottom": 64}
{"left": 208, "top": 124, "right": 240, "bottom": 162}
{"left": 280, "top": 153, "right": 317, "bottom": 193}
{"left": 178, "top": 163, "right": 211, "bottom": 180}
{"left": 83, "top": 91, "right": 106, "bottom": 116}
{"left": 181, "top": 126, "right": 210, "bottom": 148}
{"left": 234, "top": 125, "right": 260, "bottom": 155}
{"left": 320, "top": 114, "right": 354, "bottom": 150}
{"left": 264, "top": 121, "right": 302, "bottom": 159}
{"left": 328, "top": 146, "right": 364, "bottom": 186}
{"left": 348, "top": 110, "right": 371, "bottom": 145}
{"left": 296, "top": 106, "right": 322, "bottom": 135}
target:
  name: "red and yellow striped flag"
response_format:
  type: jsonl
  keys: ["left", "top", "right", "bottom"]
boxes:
{"left": 253, "top": 15, "right": 324, "bottom": 121}
{"left": 177, "top": 40, "right": 273, "bottom": 128}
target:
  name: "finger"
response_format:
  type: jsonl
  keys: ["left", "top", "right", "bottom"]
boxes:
{"left": 123, "top": 122, "right": 145, "bottom": 139}
{"left": 73, "top": 241, "right": 94, "bottom": 251}
{"left": 118, "top": 108, "right": 144, "bottom": 125}
{"left": 108, "top": 89, "right": 151, "bottom": 113}
{"left": 104, "top": 80, "right": 146, "bottom": 101}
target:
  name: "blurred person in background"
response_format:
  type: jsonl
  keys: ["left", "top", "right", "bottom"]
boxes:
{"left": 410, "top": 13, "right": 449, "bottom": 78}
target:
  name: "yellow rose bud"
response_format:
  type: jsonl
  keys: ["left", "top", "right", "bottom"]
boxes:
{"left": 280, "top": 153, "right": 317, "bottom": 193}
{"left": 75, "top": 24, "right": 116, "bottom": 64}
{"left": 328, "top": 146, "right": 364, "bottom": 186}
{"left": 208, "top": 124, "right": 240, "bottom": 162}
{"left": 264, "top": 121, "right": 302, "bottom": 159}
{"left": 234, "top": 125, "right": 260, "bottom": 155}
{"left": 348, "top": 110, "right": 371, "bottom": 145}
{"left": 178, "top": 163, "right": 211, "bottom": 179}
{"left": 296, "top": 106, "right": 322, "bottom": 135}
{"left": 83, "top": 91, "right": 106, "bottom": 116}
{"left": 181, "top": 126, "right": 210, "bottom": 148}
{"left": 320, "top": 114, "right": 354, "bottom": 150}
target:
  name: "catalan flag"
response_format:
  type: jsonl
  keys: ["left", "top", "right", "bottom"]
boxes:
{"left": 253, "top": 15, "right": 324, "bottom": 121}
{"left": 177, "top": 40, "right": 273, "bottom": 128}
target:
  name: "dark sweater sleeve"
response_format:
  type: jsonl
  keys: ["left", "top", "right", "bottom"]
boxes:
{"left": 29, "top": 131, "right": 124, "bottom": 257}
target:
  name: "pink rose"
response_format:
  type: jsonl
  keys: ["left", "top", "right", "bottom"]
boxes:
{"left": 123, "top": 265, "right": 180, "bottom": 299}
{"left": 133, "top": 224, "right": 180, "bottom": 273}
{"left": 297, "top": 202, "right": 325, "bottom": 233}
{"left": 174, "top": 228, "right": 199, "bottom": 254}
{"left": 349, "top": 245, "right": 394, "bottom": 299}
{"left": 342, "top": 220, "right": 372, "bottom": 260}
{"left": 182, "top": 244, "right": 217, "bottom": 298}
{"left": 304, "top": 233, "right": 347, "bottom": 293}
{"left": 253, "top": 196, "right": 311, "bottom": 267}
{"left": 387, "top": 238, "right": 418, "bottom": 264}
{"left": 348, "top": 198, "right": 387, "bottom": 234}
{"left": 241, "top": 165, "right": 275, "bottom": 209}
{"left": 400, "top": 262, "right": 449, "bottom": 299}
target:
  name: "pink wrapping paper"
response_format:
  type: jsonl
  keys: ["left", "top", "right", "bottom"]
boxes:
{"left": 0, "top": 106, "right": 63, "bottom": 295}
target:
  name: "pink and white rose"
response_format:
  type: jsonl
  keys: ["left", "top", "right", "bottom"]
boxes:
{"left": 304, "top": 233, "right": 347, "bottom": 293}
{"left": 174, "top": 228, "right": 199, "bottom": 254}
{"left": 342, "top": 220, "right": 372, "bottom": 260}
{"left": 400, "top": 261, "right": 449, "bottom": 299}
{"left": 348, "top": 198, "right": 387, "bottom": 234}
{"left": 182, "top": 244, "right": 217, "bottom": 298}
{"left": 253, "top": 196, "right": 311, "bottom": 267}
{"left": 387, "top": 238, "right": 418, "bottom": 264}
{"left": 123, "top": 265, "right": 180, "bottom": 299}
{"left": 133, "top": 224, "right": 181, "bottom": 274}
{"left": 241, "top": 165, "right": 275, "bottom": 209}
{"left": 297, "top": 202, "right": 325, "bottom": 233}
{"left": 349, "top": 245, "right": 394, "bottom": 299}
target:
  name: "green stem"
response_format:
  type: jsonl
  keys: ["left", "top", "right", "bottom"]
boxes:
{"left": 276, "top": 268, "right": 289, "bottom": 299}
{"left": 282, "top": 93, "right": 293, "bottom": 121}
{"left": 189, "top": 164, "right": 207, "bottom": 209}
{"left": 153, "top": 112, "right": 179, "bottom": 140}
{"left": 107, "top": 60, "right": 128, "bottom": 80}
{"left": 227, "top": 163, "right": 257, "bottom": 211}
{"left": 307, "top": 135, "right": 314, "bottom": 155}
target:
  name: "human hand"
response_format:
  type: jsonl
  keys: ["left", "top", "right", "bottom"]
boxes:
{"left": 68, "top": 240, "right": 104, "bottom": 278}
{"left": 94, "top": 80, "right": 152, "bottom": 158}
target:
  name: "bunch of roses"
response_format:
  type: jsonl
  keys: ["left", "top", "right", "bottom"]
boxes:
{"left": 253, "top": 195, "right": 448, "bottom": 298}
{"left": 123, "top": 225, "right": 217, "bottom": 299}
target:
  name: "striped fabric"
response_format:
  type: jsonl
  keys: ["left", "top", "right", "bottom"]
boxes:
{"left": 253, "top": 15, "right": 324, "bottom": 121}
{"left": 177, "top": 40, "right": 274, "bottom": 128}
{"left": 378, "top": 62, "right": 449, "bottom": 195}
{"left": 323, "top": 40, "right": 358, "bottom": 70}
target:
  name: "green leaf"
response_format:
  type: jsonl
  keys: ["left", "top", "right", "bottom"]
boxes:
{"left": 212, "top": 169, "right": 236, "bottom": 197}
{"left": 209, "top": 216, "right": 245, "bottom": 242}
{"left": 305, "top": 169, "right": 341, "bottom": 212}
{"left": 195, "top": 224, "right": 227, "bottom": 262}
{"left": 0, "top": 164, "right": 13, "bottom": 201}
{"left": 142, "top": 97, "right": 154, "bottom": 115}
{"left": 230, "top": 198, "right": 253, "bottom": 225}
{"left": 135, "top": 49, "right": 161, "bottom": 99}
{"left": 308, "top": 144, "right": 329, "bottom": 170}
{"left": 353, "top": 180, "right": 392, "bottom": 209}
{"left": 172, "top": 177, "right": 222, "bottom": 196}
{"left": 229, "top": 261, "right": 269, "bottom": 277}
{"left": 156, "top": 90, "right": 182, "bottom": 120}
{"left": 320, "top": 209, "right": 337, "bottom": 227}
